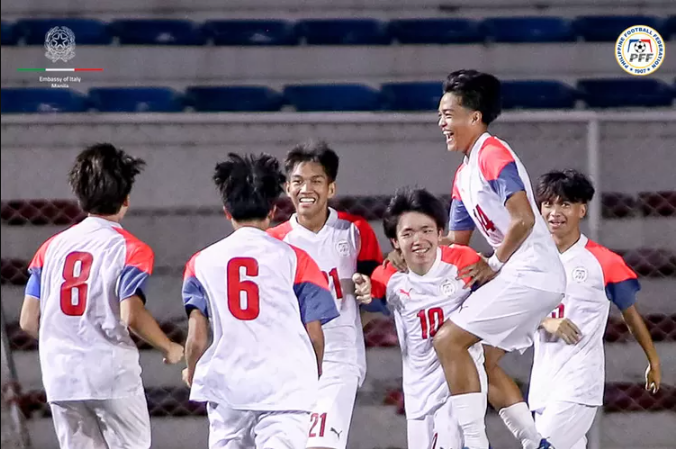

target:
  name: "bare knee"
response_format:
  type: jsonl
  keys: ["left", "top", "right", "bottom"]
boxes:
{"left": 433, "top": 320, "right": 479, "bottom": 354}
{"left": 483, "top": 344, "right": 506, "bottom": 373}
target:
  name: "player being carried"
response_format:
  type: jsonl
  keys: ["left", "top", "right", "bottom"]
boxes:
{"left": 371, "top": 187, "right": 488, "bottom": 449}
{"left": 529, "top": 169, "right": 661, "bottom": 449}
{"left": 268, "top": 141, "right": 383, "bottom": 449}
{"left": 20, "top": 143, "right": 184, "bottom": 449}
{"left": 182, "top": 153, "right": 339, "bottom": 449}
{"left": 387, "top": 70, "right": 567, "bottom": 449}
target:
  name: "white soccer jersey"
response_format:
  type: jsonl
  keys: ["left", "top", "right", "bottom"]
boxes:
{"left": 371, "top": 245, "right": 486, "bottom": 419}
{"left": 182, "top": 226, "right": 339, "bottom": 412}
{"left": 529, "top": 235, "right": 640, "bottom": 410}
{"left": 449, "top": 132, "right": 565, "bottom": 292}
{"left": 25, "top": 216, "right": 153, "bottom": 402}
{"left": 268, "top": 208, "right": 383, "bottom": 382}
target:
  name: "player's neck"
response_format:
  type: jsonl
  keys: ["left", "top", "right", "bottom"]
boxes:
{"left": 553, "top": 230, "right": 582, "bottom": 253}
{"left": 462, "top": 128, "right": 488, "bottom": 157}
{"left": 232, "top": 219, "right": 269, "bottom": 232}
{"left": 296, "top": 209, "right": 329, "bottom": 234}
{"left": 88, "top": 213, "right": 122, "bottom": 224}
{"left": 408, "top": 261, "right": 434, "bottom": 277}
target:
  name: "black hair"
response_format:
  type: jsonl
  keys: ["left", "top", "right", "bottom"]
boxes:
{"left": 383, "top": 187, "right": 448, "bottom": 240}
{"left": 68, "top": 143, "right": 145, "bottom": 215}
{"left": 213, "top": 153, "right": 285, "bottom": 221}
{"left": 442, "top": 69, "right": 502, "bottom": 125}
{"left": 536, "top": 169, "right": 596, "bottom": 206}
{"left": 284, "top": 141, "right": 339, "bottom": 182}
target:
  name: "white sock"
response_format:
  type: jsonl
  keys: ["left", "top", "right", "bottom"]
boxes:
{"left": 451, "top": 392, "right": 490, "bottom": 449}
{"left": 498, "top": 402, "right": 543, "bottom": 449}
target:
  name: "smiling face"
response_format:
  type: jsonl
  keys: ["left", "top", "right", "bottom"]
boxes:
{"left": 286, "top": 161, "right": 335, "bottom": 220}
{"left": 393, "top": 211, "right": 442, "bottom": 275}
{"left": 437, "top": 92, "right": 482, "bottom": 154}
{"left": 540, "top": 196, "right": 587, "bottom": 239}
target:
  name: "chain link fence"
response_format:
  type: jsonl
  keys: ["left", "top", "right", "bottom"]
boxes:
{"left": 1, "top": 112, "right": 674, "bottom": 447}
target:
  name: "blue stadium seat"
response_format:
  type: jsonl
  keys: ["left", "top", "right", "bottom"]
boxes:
{"left": 1, "top": 21, "right": 18, "bottom": 46}
{"left": 381, "top": 82, "right": 443, "bottom": 111}
{"left": 573, "top": 16, "right": 663, "bottom": 42}
{"left": 666, "top": 16, "right": 676, "bottom": 39}
{"left": 1, "top": 88, "right": 88, "bottom": 113}
{"left": 296, "top": 19, "right": 390, "bottom": 45}
{"left": 482, "top": 17, "right": 575, "bottom": 43}
{"left": 577, "top": 79, "right": 673, "bottom": 108}
{"left": 502, "top": 81, "right": 578, "bottom": 109}
{"left": 15, "top": 18, "right": 111, "bottom": 45}
{"left": 284, "top": 84, "right": 381, "bottom": 111}
{"left": 388, "top": 19, "right": 483, "bottom": 44}
{"left": 89, "top": 87, "right": 183, "bottom": 112}
{"left": 202, "top": 20, "right": 297, "bottom": 45}
{"left": 185, "top": 86, "right": 284, "bottom": 112}
{"left": 110, "top": 20, "right": 205, "bottom": 45}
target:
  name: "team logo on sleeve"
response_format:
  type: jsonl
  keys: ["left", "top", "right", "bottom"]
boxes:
{"left": 440, "top": 279, "right": 456, "bottom": 297}
{"left": 572, "top": 267, "right": 588, "bottom": 283}
{"left": 615, "top": 25, "right": 665, "bottom": 76}
{"left": 336, "top": 240, "right": 350, "bottom": 256}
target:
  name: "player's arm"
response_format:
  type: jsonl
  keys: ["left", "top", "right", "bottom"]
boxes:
{"left": 621, "top": 305, "right": 661, "bottom": 393}
{"left": 19, "top": 296, "right": 40, "bottom": 339}
{"left": 121, "top": 296, "right": 183, "bottom": 364}
{"left": 494, "top": 191, "right": 535, "bottom": 263}
{"left": 183, "top": 308, "right": 209, "bottom": 387}
{"left": 304, "top": 320, "right": 325, "bottom": 377}
{"left": 539, "top": 315, "right": 582, "bottom": 345}
{"left": 361, "top": 264, "right": 395, "bottom": 315}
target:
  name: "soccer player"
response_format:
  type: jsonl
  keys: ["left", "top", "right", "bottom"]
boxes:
{"left": 371, "top": 187, "right": 488, "bottom": 449}
{"left": 19, "top": 143, "right": 184, "bottom": 449}
{"left": 430, "top": 70, "right": 567, "bottom": 449}
{"left": 182, "top": 153, "right": 339, "bottom": 449}
{"left": 529, "top": 169, "right": 662, "bottom": 449}
{"left": 268, "top": 142, "right": 383, "bottom": 449}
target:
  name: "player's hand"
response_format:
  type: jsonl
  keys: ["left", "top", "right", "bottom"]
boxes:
{"left": 541, "top": 318, "right": 582, "bottom": 345}
{"left": 163, "top": 342, "right": 184, "bottom": 365}
{"left": 182, "top": 368, "right": 193, "bottom": 387}
{"left": 386, "top": 249, "right": 408, "bottom": 273}
{"left": 456, "top": 257, "right": 497, "bottom": 289}
{"left": 352, "top": 273, "right": 372, "bottom": 305}
{"left": 645, "top": 363, "right": 661, "bottom": 394}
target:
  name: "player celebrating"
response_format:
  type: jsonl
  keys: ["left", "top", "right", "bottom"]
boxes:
{"left": 529, "top": 169, "right": 661, "bottom": 449}
{"left": 268, "top": 142, "right": 382, "bottom": 449}
{"left": 19, "top": 143, "right": 183, "bottom": 449}
{"left": 431, "top": 70, "right": 566, "bottom": 449}
{"left": 182, "top": 153, "right": 339, "bottom": 449}
{"left": 371, "top": 187, "right": 487, "bottom": 449}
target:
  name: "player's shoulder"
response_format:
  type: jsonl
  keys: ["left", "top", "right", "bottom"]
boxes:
{"left": 267, "top": 220, "right": 293, "bottom": 241}
{"left": 372, "top": 262, "right": 404, "bottom": 286}
{"left": 112, "top": 227, "right": 149, "bottom": 249}
{"left": 583, "top": 239, "right": 636, "bottom": 282}
{"left": 440, "top": 245, "right": 481, "bottom": 269}
{"left": 336, "top": 210, "right": 369, "bottom": 227}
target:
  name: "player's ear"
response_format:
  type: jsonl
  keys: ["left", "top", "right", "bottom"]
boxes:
{"left": 390, "top": 238, "right": 400, "bottom": 250}
{"left": 223, "top": 207, "right": 232, "bottom": 220}
{"left": 580, "top": 203, "right": 588, "bottom": 219}
{"left": 472, "top": 111, "right": 482, "bottom": 125}
{"left": 285, "top": 181, "right": 292, "bottom": 196}
{"left": 122, "top": 195, "right": 130, "bottom": 208}
{"left": 327, "top": 180, "right": 336, "bottom": 199}
{"left": 268, "top": 205, "right": 277, "bottom": 222}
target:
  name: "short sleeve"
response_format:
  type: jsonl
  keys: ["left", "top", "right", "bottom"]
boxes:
{"left": 478, "top": 139, "right": 525, "bottom": 204}
{"left": 114, "top": 229, "right": 154, "bottom": 302}
{"left": 337, "top": 212, "right": 384, "bottom": 276}
{"left": 25, "top": 234, "right": 59, "bottom": 300}
{"left": 292, "top": 246, "right": 339, "bottom": 325}
{"left": 182, "top": 252, "right": 209, "bottom": 317}
{"left": 586, "top": 241, "right": 641, "bottom": 311}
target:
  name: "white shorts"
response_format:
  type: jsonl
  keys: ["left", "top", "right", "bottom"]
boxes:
{"left": 449, "top": 275, "right": 564, "bottom": 352}
{"left": 50, "top": 394, "right": 150, "bottom": 449}
{"left": 207, "top": 402, "right": 310, "bottom": 449}
{"left": 534, "top": 401, "right": 598, "bottom": 449}
{"left": 306, "top": 362, "right": 360, "bottom": 449}
{"left": 407, "top": 399, "right": 463, "bottom": 449}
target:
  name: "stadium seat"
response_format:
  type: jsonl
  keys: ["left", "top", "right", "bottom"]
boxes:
{"left": 1, "top": 88, "right": 88, "bottom": 114}
{"left": 638, "top": 191, "right": 676, "bottom": 217}
{"left": 388, "top": 19, "right": 483, "bottom": 44}
{"left": 502, "top": 80, "right": 578, "bottom": 109}
{"left": 577, "top": 79, "right": 673, "bottom": 108}
{"left": 666, "top": 16, "right": 676, "bottom": 39}
{"left": 573, "top": 16, "right": 663, "bottom": 42}
{"left": 89, "top": 87, "right": 184, "bottom": 112}
{"left": 381, "top": 82, "right": 443, "bottom": 111}
{"left": 1, "top": 21, "right": 18, "bottom": 45}
{"left": 482, "top": 17, "right": 575, "bottom": 43}
{"left": 296, "top": 19, "right": 390, "bottom": 45}
{"left": 284, "top": 84, "right": 382, "bottom": 111}
{"left": 109, "top": 19, "right": 205, "bottom": 45}
{"left": 14, "top": 18, "right": 111, "bottom": 45}
{"left": 185, "top": 86, "right": 284, "bottom": 112}
{"left": 202, "top": 20, "right": 297, "bottom": 45}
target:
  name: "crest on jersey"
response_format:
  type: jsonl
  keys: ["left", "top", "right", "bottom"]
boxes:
{"left": 572, "top": 267, "right": 588, "bottom": 283}
{"left": 440, "top": 279, "right": 456, "bottom": 297}
{"left": 336, "top": 240, "right": 350, "bottom": 256}
{"left": 45, "top": 26, "right": 76, "bottom": 63}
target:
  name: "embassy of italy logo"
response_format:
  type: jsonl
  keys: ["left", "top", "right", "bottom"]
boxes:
{"left": 615, "top": 25, "right": 665, "bottom": 76}
{"left": 45, "top": 26, "right": 76, "bottom": 63}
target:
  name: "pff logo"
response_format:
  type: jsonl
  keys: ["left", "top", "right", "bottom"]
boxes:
{"left": 45, "top": 26, "right": 76, "bottom": 63}
{"left": 615, "top": 25, "right": 665, "bottom": 76}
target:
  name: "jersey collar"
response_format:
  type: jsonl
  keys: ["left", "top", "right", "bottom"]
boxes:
{"left": 464, "top": 132, "right": 492, "bottom": 166}
{"left": 407, "top": 247, "right": 443, "bottom": 281}
{"left": 84, "top": 216, "right": 122, "bottom": 228}
{"left": 289, "top": 207, "right": 338, "bottom": 239}
{"left": 560, "top": 233, "right": 588, "bottom": 260}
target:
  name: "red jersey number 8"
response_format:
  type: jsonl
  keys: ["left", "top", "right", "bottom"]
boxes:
{"left": 60, "top": 251, "right": 93, "bottom": 316}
